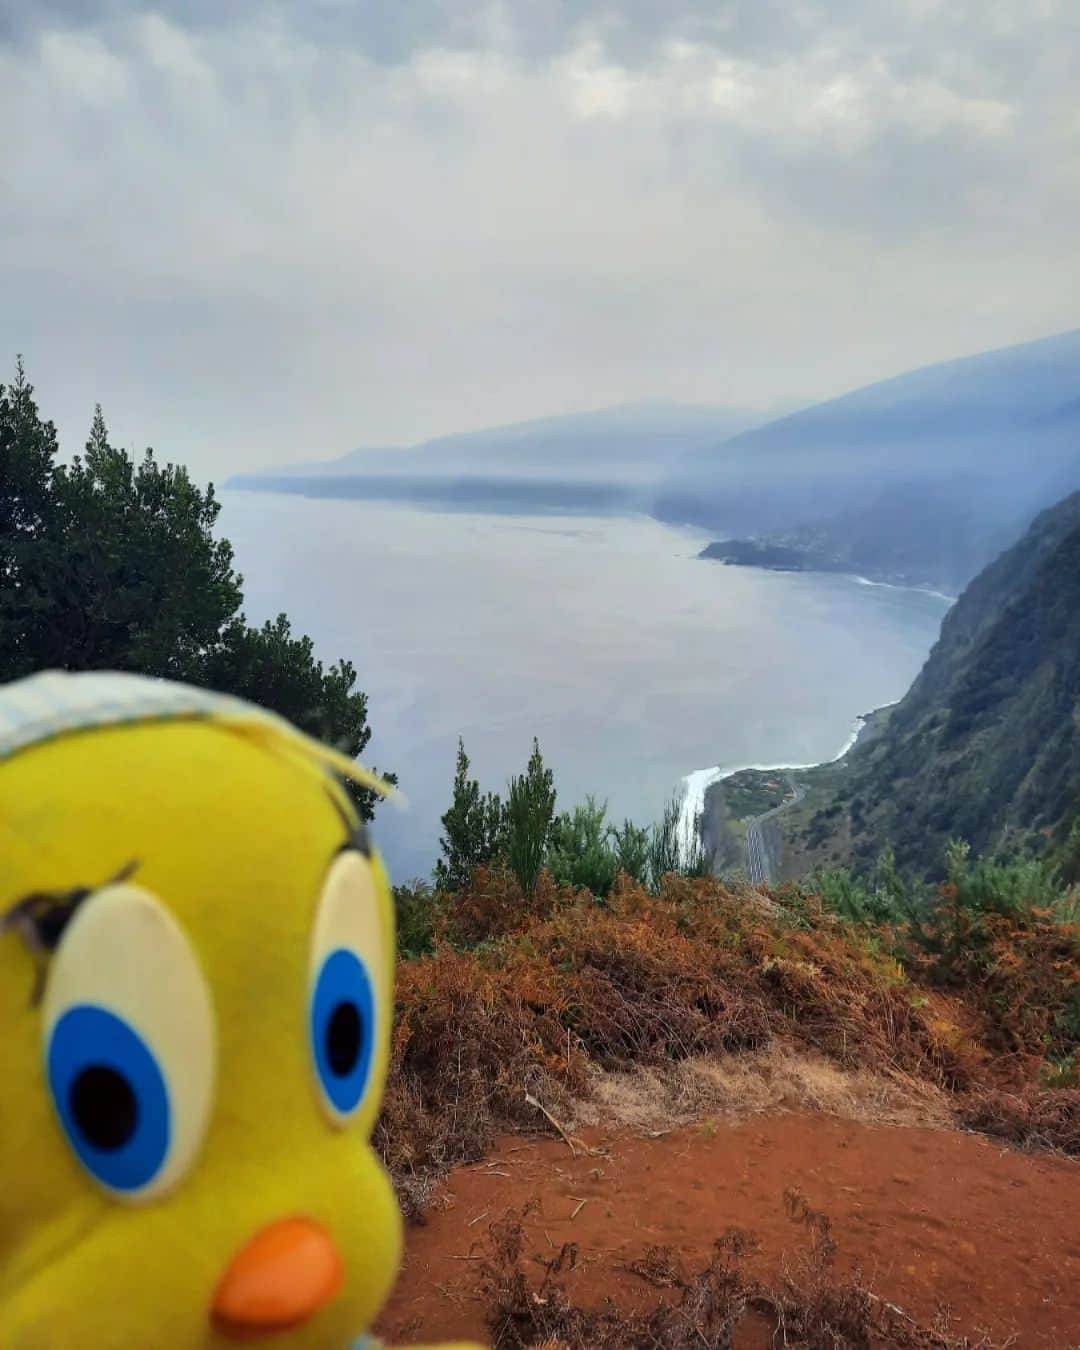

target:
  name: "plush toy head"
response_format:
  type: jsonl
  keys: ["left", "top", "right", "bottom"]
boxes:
{"left": 0, "top": 672, "right": 408, "bottom": 1349}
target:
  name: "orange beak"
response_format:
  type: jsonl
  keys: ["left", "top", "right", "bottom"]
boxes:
{"left": 211, "top": 1217, "right": 344, "bottom": 1340}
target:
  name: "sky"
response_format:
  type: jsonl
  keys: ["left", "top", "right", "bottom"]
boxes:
{"left": 2, "top": 1, "right": 1078, "bottom": 477}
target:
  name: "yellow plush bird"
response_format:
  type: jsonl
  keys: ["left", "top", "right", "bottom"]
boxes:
{"left": 0, "top": 671, "right": 476, "bottom": 1350}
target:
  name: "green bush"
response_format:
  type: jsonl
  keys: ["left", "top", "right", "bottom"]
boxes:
{"left": 813, "top": 837, "right": 1077, "bottom": 933}
{"left": 548, "top": 796, "right": 618, "bottom": 897}
{"left": 647, "top": 796, "right": 682, "bottom": 887}
{"left": 809, "top": 836, "right": 1080, "bottom": 1061}
{"left": 1056, "top": 817, "right": 1080, "bottom": 885}
{"left": 942, "top": 838, "right": 1064, "bottom": 917}
{"left": 656, "top": 794, "right": 712, "bottom": 885}
{"left": 809, "top": 844, "right": 922, "bottom": 927}
{"left": 393, "top": 882, "right": 439, "bottom": 959}
{"left": 434, "top": 754, "right": 713, "bottom": 921}
{"left": 611, "top": 818, "right": 650, "bottom": 886}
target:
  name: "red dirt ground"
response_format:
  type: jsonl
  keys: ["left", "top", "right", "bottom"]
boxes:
{"left": 378, "top": 1113, "right": 1080, "bottom": 1348}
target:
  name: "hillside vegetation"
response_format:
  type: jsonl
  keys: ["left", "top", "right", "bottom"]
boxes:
{"left": 792, "top": 491, "right": 1080, "bottom": 878}
{"left": 384, "top": 752, "right": 1079, "bottom": 1348}
{"left": 379, "top": 855, "right": 1079, "bottom": 1194}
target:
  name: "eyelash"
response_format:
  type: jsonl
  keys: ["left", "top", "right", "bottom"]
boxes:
{"left": 2, "top": 862, "right": 140, "bottom": 1005}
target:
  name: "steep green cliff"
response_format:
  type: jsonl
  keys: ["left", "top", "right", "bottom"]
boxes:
{"left": 807, "top": 492, "right": 1080, "bottom": 876}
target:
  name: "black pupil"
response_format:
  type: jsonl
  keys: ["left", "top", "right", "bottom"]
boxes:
{"left": 70, "top": 1066, "right": 138, "bottom": 1151}
{"left": 326, "top": 1001, "right": 362, "bottom": 1077}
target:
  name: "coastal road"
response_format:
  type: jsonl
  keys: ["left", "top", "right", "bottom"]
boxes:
{"left": 745, "top": 776, "right": 805, "bottom": 885}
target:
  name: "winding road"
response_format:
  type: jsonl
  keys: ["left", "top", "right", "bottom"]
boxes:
{"left": 744, "top": 775, "right": 805, "bottom": 885}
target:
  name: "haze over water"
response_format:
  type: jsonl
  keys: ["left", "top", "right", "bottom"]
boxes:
{"left": 221, "top": 493, "right": 951, "bottom": 881}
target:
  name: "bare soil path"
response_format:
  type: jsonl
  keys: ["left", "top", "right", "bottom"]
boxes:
{"left": 378, "top": 1113, "right": 1080, "bottom": 1348}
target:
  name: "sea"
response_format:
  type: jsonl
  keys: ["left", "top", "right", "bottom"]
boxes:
{"left": 219, "top": 492, "right": 952, "bottom": 883}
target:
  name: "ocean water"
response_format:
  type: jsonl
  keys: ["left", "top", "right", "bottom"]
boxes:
{"left": 219, "top": 493, "right": 951, "bottom": 882}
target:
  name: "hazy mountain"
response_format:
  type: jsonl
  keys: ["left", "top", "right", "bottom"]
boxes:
{"left": 231, "top": 402, "right": 766, "bottom": 514}
{"left": 659, "top": 328, "right": 1080, "bottom": 590}
{"left": 274, "top": 445, "right": 404, "bottom": 474}
{"left": 804, "top": 490, "right": 1080, "bottom": 876}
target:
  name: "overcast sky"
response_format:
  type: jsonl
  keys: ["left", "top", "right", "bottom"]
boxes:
{"left": 2, "top": 1, "right": 1078, "bottom": 476}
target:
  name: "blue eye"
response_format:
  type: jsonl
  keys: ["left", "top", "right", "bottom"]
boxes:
{"left": 41, "top": 884, "right": 215, "bottom": 1204}
{"left": 46, "top": 1005, "right": 170, "bottom": 1194}
{"left": 310, "top": 948, "right": 374, "bottom": 1119}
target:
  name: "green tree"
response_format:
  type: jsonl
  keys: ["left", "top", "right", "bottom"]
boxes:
{"left": 204, "top": 614, "right": 392, "bottom": 820}
{"left": 29, "top": 407, "right": 243, "bottom": 679}
{"left": 504, "top": 738, "right": 556, "bottom": 894}
{"left": 1057, "top": 817, "right": 1080, "bottom": 886}
{"left": 548, "top": 796, "right": 618, "bottom": 897}
{"left": 0, "top": 359, "right": 62, "bottom": 669}
{"left": 644, "top": 795, "right": 711, "bottom": 889}
{"left": 434, "top": 739, "right": 505, "bottom": 892}
{"left": 648, "top": 796, "right": 682, "bottom": 889}
{"left": 0, "top": 361, "right": 389, "bottom": 816}
{"left": 611, "top": 818, "right": 650, "bottom": 885}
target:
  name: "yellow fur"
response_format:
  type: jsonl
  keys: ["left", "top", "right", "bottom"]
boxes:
{"left": 0, "top": 712, "right": 474, "bottom": 1349}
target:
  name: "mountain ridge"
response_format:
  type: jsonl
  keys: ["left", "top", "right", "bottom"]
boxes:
{"left": 230, "top": 329, "right": 1080, "bottom": 590}
{"left": 240, "top": 400, "right": 767, "bottom": 486}
{"left": 657, "top": 327, "right": 1080, "bottom": 590}
{"left": 784, "top": 489, "right": 1080, "bottom": 877}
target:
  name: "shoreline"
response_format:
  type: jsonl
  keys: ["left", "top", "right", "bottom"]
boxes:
{"left": 676, "top": 706, "right": 892, "bottom": 863}
{"left": 851, "top": 574, "right": 956, "bottom": 604}
{"left": 700, "top": 541, "right": 959, "bottom": 605}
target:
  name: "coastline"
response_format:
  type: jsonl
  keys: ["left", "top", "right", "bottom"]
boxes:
{"left": 851, "top": 574, "right": 956, "bottom": 604}
{"left": 700, "top": 543, "right": 958, "bottom": 605}
{"left": 676, "top": 706, "right": 892, "bottom": 865}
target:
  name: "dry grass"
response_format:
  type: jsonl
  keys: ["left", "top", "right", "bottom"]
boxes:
{"left": 905, "top": 895, "right": 1080, "bottom": 1062}
{"left": 376, "top": 874, "right": 976, "bottom": 1179}
{"left": 477, "top": 1194, "right": 1007, "bottom": 1350}
{"left": 578, "top": 1046, "right": 954, "bottom": 1136}
{"left": 377, "top": 869, "right": 1080, "bottom": 1191}
{"left": 376, "top": 945, "right": 587, "bottom": 1176}
{"left": 957, "top": 1086, "right": 1080, "bottom": 1157}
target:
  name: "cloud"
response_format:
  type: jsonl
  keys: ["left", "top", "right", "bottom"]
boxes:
{"left": 37, "top": 27, "right": 130, "bottom": 101}
{"left": 1, "top": 2, "right": 1077, "bottom": 473}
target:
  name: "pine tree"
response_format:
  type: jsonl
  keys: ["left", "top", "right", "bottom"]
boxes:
{"left": 504, "top": 738, "right": 556, "bottom": 894}
{"left": 548, "top": 796, "right": 617, "bottom": 896}
{"left": 0, "top": 358, "right": 391, "bottom": 817}
{"left": 0, "top": 358, "right": 61, "bottom": 674}
{"left": 612, "top": 818, "right": 650, "bottom": 885}
{"left": 434, "top": 739, "right": 505, "bottom": 892}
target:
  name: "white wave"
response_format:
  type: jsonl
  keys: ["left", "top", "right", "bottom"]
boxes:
{"left": 852, "top": 574, "right": 956, "bottom": 604}
{"left": 674, "top": 711, "right": 880, "bottom": 861}
{"left": 675, "top": 765, "right": 724, "bottom": 863}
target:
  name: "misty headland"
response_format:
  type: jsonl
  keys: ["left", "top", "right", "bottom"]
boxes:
{"left": 222, "top": 328, "right": 1079, "bottom": 881}
{"left": 232, "top": 328, "right": 1080, "bottom": 599}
